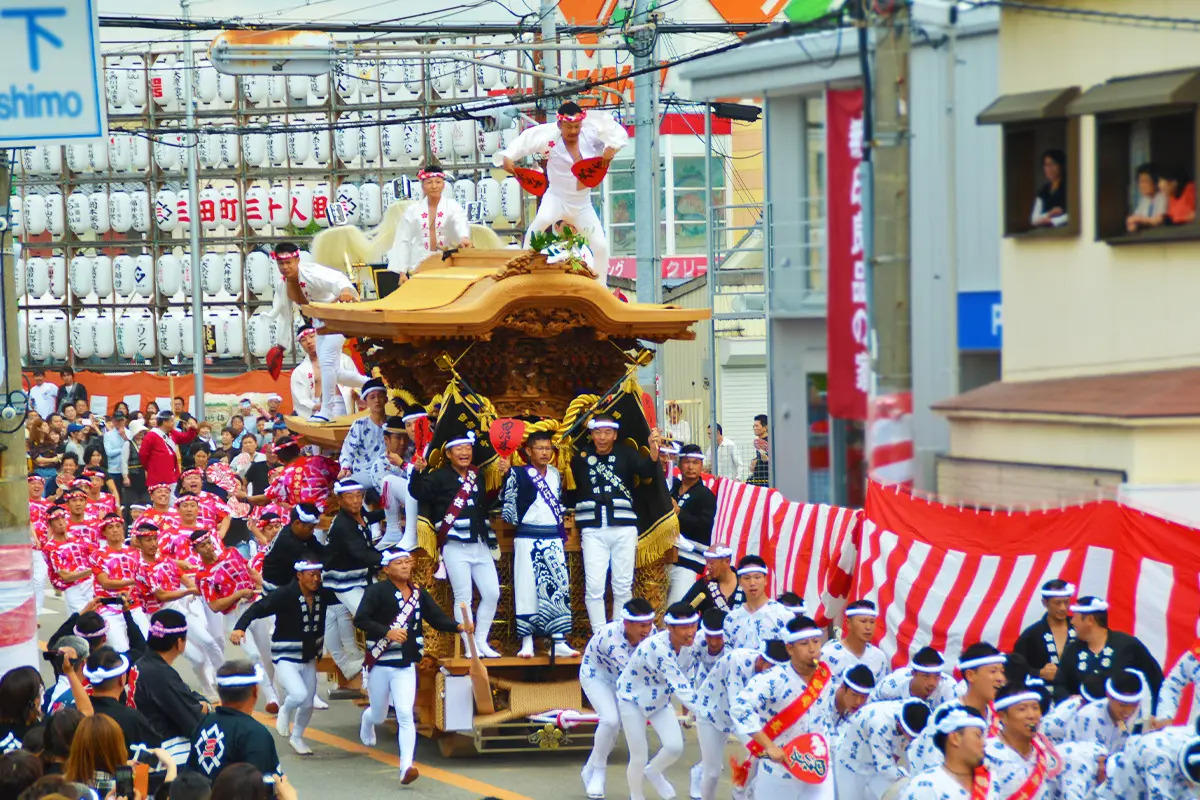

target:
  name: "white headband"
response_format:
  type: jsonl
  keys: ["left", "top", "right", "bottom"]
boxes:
{"left": 216, "top": 664, "right": 266, "bottom": 687}
{"left": 912, "top": 660, "right": 945, "bottom": 674}
{"left": 935, "top": 708, "right": 987, "bottom": 735}
{"left": 781, "top": 627, "right": 822, "bottom": 644}
{"left": 958, "top": 654, "right": 1006, "bottom": 671}
{"left": 898, "top": 702, "right": 924, "bottom": 737}
{"left": 587, "top": 419, "right": 619, "bottom": 431}
{"left": 293, "top": 561, "right": 322, "bottom": 572}
{"left": 1041, "top": 583, "right": 1076, "bottom": 598}
{"left": 737, "top": 565, "right": 768, "bottom": 576}
{"left": 845, "top": 607, "right": 877, "bottom": 618}
{"left": 660, "top": 443, "right": 681, "bottom": 455}
{"left": 994, "top": 691, "right": 1042, "bottom": 711}
{"left": 294, "top": 507, "right": 320, "bottom": 524}
{"left": 1070, "top": 598, "right": 1108, "bottom": 614}
{"left": 1106, "top": 676, "right": 1144, "bottom": 704}
{"left": 1181, "top": 743, "right": 1200, "bottom": 780}
{"left": 700, "top": 624, "right": 725, "bottom": 637}
{"left": 75, "top": 620, "right": 109, "bottom": 639}
{"left": 621, "top": 609, "right": 656, "bottom": 623}
{"left": 759, "top": 642, "right": 787, "bottom": 665}
{"left": 401, "top": 411, "right": 427, "bottom": 423}
{"left": 843, "top": 674, "right": 873, "bottom": 695}
{"left": 704, "top": 546, "right": 733, "bottom": 560}
{"left": 335, "top": 480, "right": 365, "bottom": 494}
{"left": 444, "top": 431, "right": 476, "bottom": 450}
{"left": 361, "top": 384, "right": 387, "bottom": 398}
{"left": 83, "top": 654, "right": 130, "bottom": 683}
{"left": 665, "top": 612, "right": 700, "bottom": 626}
{"left": 381, "top": 549, "right": 411, "bottom": 564}
{"left": 679, "top": 452, "right": 704, "bottom": 461}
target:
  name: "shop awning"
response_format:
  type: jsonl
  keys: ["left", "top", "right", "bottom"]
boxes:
{"left": 976, "top": 86, "right": 1079, "bottom": 125}
{"left": 1068, "top": 69, "right": 1200, "bottom": 116}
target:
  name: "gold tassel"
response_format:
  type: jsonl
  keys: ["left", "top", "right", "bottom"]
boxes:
{"left": 481, "top": 453, "right": 505, "bottom": 492}
{"left": 636, "top": 511, "right": 679, "bottom": 568}
{"left": 416, "top": 516, "right": 439, "bottom": 565}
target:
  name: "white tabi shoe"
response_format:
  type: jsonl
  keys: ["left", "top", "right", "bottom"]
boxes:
{"left": 645, "top": 768, "right": 677, "bottom": 800}
{"left": 518, "top": 636, "right": 536, "bottom": 658}
{"left": 553, "top": 640, "right": 580, "bottom": 658}
{"left": 476, "top": 639, "right": 502, "bottom": 658}
{"left": 582, "top": 764, "right": 605, "bottom": 799}
{"left": 688, "top": 762, "right": 703, "bottom": 800}
{"left": 360, "top": 709, "right": 376, "bottom": 747}
{"left": 288, "top": 736, "right": 313, "bottom": 755}
{"left": 312, "top": 693, "right": 329, "bottom": 710}
{"left": 275, "top": 709, "right": 290, "bottom": 738}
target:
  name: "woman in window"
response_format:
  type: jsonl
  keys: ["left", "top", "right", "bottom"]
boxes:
{"left": 1031, "top": 149, "right": 1068, "bottom": 228}
{"left": 1126, "top": 162, "right": 1168, "bottom": 232}
{"left": 1160, "top": 167, "right": 1196, "bottom": 225}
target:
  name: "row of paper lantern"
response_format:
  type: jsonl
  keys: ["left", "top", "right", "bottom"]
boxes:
{"left": 16, "top": 249, "right": 290, "bottom": 300}
{"left": 18, "top": 119, "right": 516, "bottom": 177}
{"left": 104, "top": 51, "right": 523, "bottom": 114}
{"left": 20, "top": 306, "right": 289, "bottom": 362}
{"left": 14, "top": 175, "right": 524, "bottom": 238}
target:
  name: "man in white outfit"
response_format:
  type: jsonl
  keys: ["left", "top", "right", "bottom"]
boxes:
{"left": 386, "top": 162, "right": 472, "bottom": 276}
{"left": 272, "top": 241, "right": 366, "bottom": 420}
{"left": 495, "top": 101, "right": 629, "bottom": 286}
{"left": 290, "top": 325, "right": 358, "bottom": 420}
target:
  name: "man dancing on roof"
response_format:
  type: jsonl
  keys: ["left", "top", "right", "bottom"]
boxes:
{"left": 494, "top": 101, "right": 629, "bottom": 286}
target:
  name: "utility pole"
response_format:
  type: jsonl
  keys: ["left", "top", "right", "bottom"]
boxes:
{"left": 0, "top": 155, "right": 36, "bottom": 672}
{"left": 182, "top": 0, "right": 206, "bottom": 421}
{"left": 632, "top": 0, "right": 663, "bottom": 419}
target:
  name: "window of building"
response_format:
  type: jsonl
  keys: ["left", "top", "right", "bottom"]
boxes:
{"left": 977, "top": 87, "right": 1080, "bottom": 238}
{"left": 1069, "top": 69, "right": 1200, "bottom": 244}
{"left": 671, "top": 155, "right": 725, "bottom": 254}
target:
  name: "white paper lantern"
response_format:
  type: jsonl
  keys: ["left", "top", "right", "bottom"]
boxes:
{"left": 291, "top": 184, "right": 313, "bottom": 227}
{"left": 39, "top": 146, "right": 62, "bottom": 175}
{"left": 500, "top": 176, "right": 521, "bottom": 223}
{"left": 244, "top": 185, "right": 269, "bottom": 231}
{"left": 452, "top": 120, "right": 476, "bottom": 159}
{"left": 335, "top": 183, "right": 361, "bottom": 225}
{"left": 194, "top": 61, "right": 218, "bottom": 103}
{"left": 94, "top": 312, "right": 115, "bottom": 358}
{"left": 23, "top": 195, "right": 45, "bottom": 236}
{"left": 401, "top": 59, "right": 421, "bottom": 94}
{"left": 223, "top": 251, "right": 242, "bottom": 295}
{"left": 176, "top": 195, "right": 191, "bottom": 232}
{"left": 154, "top": 134, "right": 185, "bottom": 171}
{"left": 501, "top": 124, "right": 518, "bottom": 149}
{"left": 401, "top": 122, "right": 422, "bottom": 166}
{"left": 47, "top": 311, "right": 69, "bottom": 360}
{"left": 26, "top": 257, "right": 48, "bottom": 298}
{"left": 358, "top": 113, "right": 380, "bottom": 162}
{"left": 312, "top": 182, "right": 333, "bottom": 229}
{"left": 200, "top": 252, "right": 224, "bottom": 295}
{"left": 334, "top": 66, "right": 358, "bottom": 101}
{"left": 19, "top": 149, "right": 34, "bottom": 174}
{"left": 88, "top": 192, "right": 109, "bottom": 234}
{"left": 477, "top": 126, "right": 500, "bottom": 157}
{"left": 66, "top": 192, "right": 90, "bottom": 235}
{"left": 222, "top": 309, "right": 245, "bottom": 357}
{"left": 267, "top": 184, "right": 289, "bottom": 228}
{"left": 92, "top": 255, "right": 113, "bottom": 298}
{"left": 500, "top": 50, "right": 520, "bottom": 87}
{"left": 218, "top": 128, "right": 238, "bottom": 167}
{"left": 360, "top": 182, "right": 382, "bottom": 227}
{"left": 204, "top": 309, "right": 224, "bottom": 356}
{"left": 14, "top": 257, "right": 24, "bottom": 298}
{"left": 70, "top": 256, "right": 94, "bottom": 297}
{"left": 357, "top": 61, "right": 378, "bottom": 99}
{"left": 267, "top": 120, "right": 287, "bottom": 166}
{"left": 45, "top": 193, "right": 64, "bottom": 237}
{"left": 454, "top": 51, "right": 475, "bottom": 91}
{"left": 218, "top": 186, "right": 240, "bottom": 231}
{"left": 428, "top": 121, "right": 450, "bottom": 159}
{"left": 130, "top": 190, "right": 151, "bottom": 232}
{"left": 218, "top": 72, "right": 236, "bottom": 103}
{"left": 9, "top": 196, "right": 21, "bottom": 236}
{"left": 197, "top": 133, "right": 221, "bottom": 168}
{"left": 267, "top": 75, "right": 285, "bottom": 103}
{"left": 126, "top": 56, "right": 147, "bottom": 108}
{"left": 243, "top": 75, "right": 267, "bottom": 106}
{"left": 242, "top": 128, "right": 267, "bottom": 167}
{"left": 27, "top": 312, "right": 46, "bottom": 361}
{"left": 382, "top": 180, "right": 398, "bottom": 211}
{"left": 245, "top": 251, "right": 273, "bottom": 295}
{"left": 88, "top": 140, "right": 109, "bottom": 172}
{"left": 137, "top": 311, "right": 157, "bottom": 359}
{"left": 158, "top": 311, "right": 183, "bottom": 358}
{"left": 287, "top": 75, "right": 309, "bottom": 102}
{"left": 429, "top": 58, "right": 451, "bottom": 94}
{"left": 381, "top": 116, "right": 403, "bottom": 161}
{"left": 453, "top": 177, "right": 477, "bottom": 208}
{"left": 66, "top": 145, "right": 88, "bottom": 173}
{"left": 288, "top": 128, "right": 311, "bottom": 165}
{"left": 130, "top": 135, "right": 150, "bottom": 172}
{"left": 71, "top": 313, "right": 95, "bottom": 359}
{"left": 106, "top": 58, "right": 127, "bottom": 107}
{"left": 108, "top": 133, "right": 131, "bottom": 172}
{"left": 247, "top": 311, "right": 274, "bottom": 357}
{"left": 197, "top": 187, "right": 219, "bottom": 232}
{"left": 475, "top": 56, "right": 498, "bottom": 90}
{"left": 180, "top": 252, "right": 194, "bottom": 297}
{"left": 113, "top": 255, "right": 136, "bottom": 296}
{"left": 134, "top": 254, "right": 153, "bottom": 295}
{"left": 17, "top": 311, "right": 27, "bottom": 359}
{"left": 172, "top": 57, "right": 188, "bottom": 107}
{"left": 154, "top": 190, "right": 178, "bottom": 232}
{"left": 157, "top": 253, "right": 182, "bottom": 296}
{"left": 379, "top": 63, "right": 403, "bottom": 98}
{"left": 309, "top": 74, "right": 329, "bottom": 101}
{"left": 116, "top": 312, "right": 139, "bottom": 358}
{"left": 334, "top": 116, "right": 358, "bottom": 165}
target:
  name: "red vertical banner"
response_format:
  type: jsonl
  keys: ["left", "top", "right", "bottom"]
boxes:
{"left": 825, "top": 89, "right": 869, "bottom": 421}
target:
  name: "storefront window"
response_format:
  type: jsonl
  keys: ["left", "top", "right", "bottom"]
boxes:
{"left": 673, "top": 155, "right": 726, "bottom": 254}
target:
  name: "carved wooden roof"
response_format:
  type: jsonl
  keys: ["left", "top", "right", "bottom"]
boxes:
{"left": 306, "top": 249, "right": 710, "bottom": 343}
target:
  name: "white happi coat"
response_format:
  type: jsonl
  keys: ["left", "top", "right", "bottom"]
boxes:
{"left": 580, "top": 620, "right": 640, "bottom": 688}
{"left": 908, "top": 700, "right": 997, "bottom": 774}
{"left": 696, "top": 647, "right": 761, "bottom": 734}
{"left": 1064, "top": 699, "right": 1130, "bottom": 754}
{"left": 615, "top": 630, "right": 698, "bottom": 716}
{"left": 386, "top": 196, "right": 471, "bottom": 275}
{"left": 732, "top": 663, "right": 833, "bottom": 785}
{"left": 1157, "top": 648, "right": 1200, "bottom": 720}
{"left": 492, "top": 112, "right": 629, "bottom": 205}
{"left": 1045, "top": 741, "right": 1107, "bottom": 800}
{"left": 724, "top": 600, "right": 795, "bottom": 651}
{"left": 899, "top": 766, "right": 995, "bottom": 800}
{"left": 1039, "top": 695, "right": 1084, "bottom": 744}
{"left": 1094, "top": 726, "right": 1195, "bottom": 800}
{"left": 985, "top": 739, "right": 1053, "bottom": 800}
{"left": 289, "top": 353, "right": 357, "bottom": 418}
{"left": 836, "top": 699, "right": 912, "bottom": 784}
{"left": 822, "top": 639, "right": 890, "bottom": 684}
{"left": 870, "top": 667, "right": 959, "bottom": 708}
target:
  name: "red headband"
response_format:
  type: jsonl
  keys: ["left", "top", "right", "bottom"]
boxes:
{"left": 557, "top": 111, "right": 586, "bottom": 122}
{"left": 417, "top": 170, "right": 444, "bottom": 181}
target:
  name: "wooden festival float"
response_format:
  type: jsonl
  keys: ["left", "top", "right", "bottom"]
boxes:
{"left": 291, "top": 246, "right": 709, "bottom": 755}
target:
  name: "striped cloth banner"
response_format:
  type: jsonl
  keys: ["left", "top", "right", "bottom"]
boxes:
{"left": 0, "top": 542, "right": 38, "bottom": 673}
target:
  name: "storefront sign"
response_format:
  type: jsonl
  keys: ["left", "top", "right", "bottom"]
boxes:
{"left": 608, "top": 255, "right": 707, "bottom": 280}
{"left": 957, "top": 290, "right": 1002, "bottom": 351}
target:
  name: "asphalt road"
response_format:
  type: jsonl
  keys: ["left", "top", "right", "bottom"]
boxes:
{"left": 35, "top": 591, "right": 733, "bottom": 800}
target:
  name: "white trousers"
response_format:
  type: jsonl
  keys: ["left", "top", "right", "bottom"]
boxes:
{"left": 32, "top": 550, "right": 47, "bottom": 616}
{"left": 668, "top": 566, "right": 700, "bottom": 605}
{"left": 697, "top": 720, "right": 730, "bottom": 800}
{"left": 443, "top": 541, "right": 499, "bottom": 646}
{"left": 581, "top": 675, "right": 622, "bottom": 774}
{"left": 581, "top": 525, "right": 638, "bottom": 632}
{"left": 324, "top": 600, "right": 363, "bottom": 680}
{"left": 99, "top": 607, "right": 151, "bottom": 654}
{"left": 275, "top": 660, "right": 318, "bottom": 738}
{"left": 63, "top": 581, "right": 95, "bottom": 615}
{"left": 315, "top": 332, "right": 365, "bottom": 418}
{"left": 619, "top": 701, "right": 684, "bottom": 800}
{"left": 217, "top": 603, "right": 279, "bottom": 704}
{"left": 834, "top": 766, "right": 896, "bottom": 800}
{"left": 365, "top": 664, "right": 418, "bottom": 772}
{"left": 166, "top": 597, "right": 223, "bottom": 686}
{"left": 523, "top": 192, "right": 609, "bottom": 287}
{"left": 758, "top": 765, "right": 836, "bottom": 800}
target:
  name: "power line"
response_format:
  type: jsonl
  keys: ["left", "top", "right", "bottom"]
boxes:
{"left": 959, "top": 0, "right": 1200, "bottom": 30}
